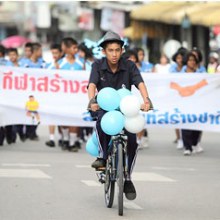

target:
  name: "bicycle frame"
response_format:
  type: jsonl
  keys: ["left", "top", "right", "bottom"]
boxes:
{"left": 97, "top": 130, "right": 128, "bottom": 216}
{"left": 110, "top": 131, "right": 128, "bottom": 181}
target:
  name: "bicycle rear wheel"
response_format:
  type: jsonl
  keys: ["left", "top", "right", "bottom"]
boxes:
{"left": 104, "top": 157, "right": 115, "bottom": 208}
{"left": 117, "top": 143, "right": 124, "bottom": 216}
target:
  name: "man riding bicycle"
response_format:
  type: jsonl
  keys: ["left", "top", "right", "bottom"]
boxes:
{"left": 87, "top": 31, "right": 151, "bottom": 200}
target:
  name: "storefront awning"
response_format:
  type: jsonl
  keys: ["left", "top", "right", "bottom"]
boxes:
{"left": 130, "top": 2, "right": 220, "bottom": 27}
{"left": 130, "top": 2, "right": 188, "bottom": 24}
{"left": 189, "top": 3, "right": 220, "bottom": 26}
{"left": 123, "top": 21, "right": 169, "bottom": 40}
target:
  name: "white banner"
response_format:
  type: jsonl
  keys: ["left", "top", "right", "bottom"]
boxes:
{"left": 0, "top": 66, "right": 220, "bottom": 132}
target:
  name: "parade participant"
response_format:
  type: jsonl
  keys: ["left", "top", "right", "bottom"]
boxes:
{"left": 78, "top": 42, "right": 95, "bottom": 71}
{"left": 6, "top": 48, "right": 26, "bottom": 142}
{"left": 23, "top": 42, "right": 45, "bottom": 68}
{"left": 0, "top": 44, "right": 7, "bottom": 66}
{"left": 6, "top": 48, "right": 21, "bottom": 67}
{"left": 19, "top": 42, "right": 33, "bottom": 66}
{"left": 45, "top": 44, "right": 63, "bottom": 147}
{"left": 169, "top": 47, "right": 188, "bottom": 149}
{"left": 58, "top": 37, "right": 83, "bottom": 152}
{"left": 1, "top": 46, "right": 17, "bottom": 144}
{"left": 135, "top": 47, "right": 153, "bottom": 73}
{"left": 207, "top": 52, "right": 219, "bottom": 74}
{"left": 88, "top": 31, "right": 151, "bottom": 200}
{"left": 153, "top": 54, "right": 171, "bottom": 74}
{"left": 171, "top": 52, "right": 204, "bottom": 155}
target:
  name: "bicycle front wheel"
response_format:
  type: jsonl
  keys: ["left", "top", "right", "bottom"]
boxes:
{"left": 117, "top": 143, "right": 124, "bottom": 216}
{"left": 104, "top": 157, "right": 115, "bottom": 208}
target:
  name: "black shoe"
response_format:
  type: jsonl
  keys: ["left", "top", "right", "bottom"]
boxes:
{"left": 68, "top": 145, "right": 78, "bottom": 152}
{"left": 6, "top": 138, "right": 12, "bottom": 145}
{"left": 91, "top": 158, "right": 106, "bottom": 170}
{"left": 45, "top": 140, "right": 55, "bottom": 147}
{"left": 61, "top": 141, "right": 69, "bottom": 150}
{"left": 11, "top": 139, "right": 16, "bottom": 144}
{"left": 29, "top": 135, "right": 39, "bottom": 141}
{"left": 19, "top": 135, "right": 26, "bottom": 142}
{"left": 74, "top": 140, "right": 81, "bottom": 149}
{"left": 58, "top": 139, "right": 63, "bottom": 147}
{"left": 124, "top": 180, "right": 136, "bottom": 200}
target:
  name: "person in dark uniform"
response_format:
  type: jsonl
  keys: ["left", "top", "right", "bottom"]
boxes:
{"left": 0, "top": 45, "right": 7, "bottom": 146}
{"left": 87, "top": 31, "right": 151, "bottom": 200}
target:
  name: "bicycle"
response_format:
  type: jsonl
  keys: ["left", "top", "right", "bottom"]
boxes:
{"left": 97, "top": 129, "right": 128, "bottom": 216}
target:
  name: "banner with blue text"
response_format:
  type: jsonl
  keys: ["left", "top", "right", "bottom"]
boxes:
{"left": 0, "top": 66, "right": 219, "bottom": 132}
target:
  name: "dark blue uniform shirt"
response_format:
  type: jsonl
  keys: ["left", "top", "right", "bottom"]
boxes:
{"left": 89, "top": 57, "right": 144, "bottom": 91}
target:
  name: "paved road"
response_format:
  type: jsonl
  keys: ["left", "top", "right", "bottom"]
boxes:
{"left": 0, "top": 126, "right": 219, "bottom": 220}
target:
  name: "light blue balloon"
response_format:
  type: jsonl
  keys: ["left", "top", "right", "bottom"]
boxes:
{"left": 101, "top": 110, "right": 125, "bottom": 135}
{"left": 86, "top": 137, "right": 99, "bottom": 157}
{"left": 97, "top": 87, "right": 121, "bottom": 111}
{"left": 92, "top": 132, "right": 99, "bottom": 146}
{"left": 117, "top": 88, "right": 132, "bottom": 100}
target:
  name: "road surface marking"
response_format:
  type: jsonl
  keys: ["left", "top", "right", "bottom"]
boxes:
{"left": 0, "top": 169, "right": 51, "bottom": 179}
{"left": 76, "top": 165, "right": 91, "bottom": 168}
{"left": 132, "top": 172, "right": 176, "bottom": 182}
{"left": 152, "top": 166, "right": 196, "bottom": 171}
{"left": 81, "top": 180, "right": 101, "bottom": 187}
{"left": 124, "top": 201, "right": 143, "bottom": 210}
{"left": 2, "top": 163, "right": 51, "bottom": 167}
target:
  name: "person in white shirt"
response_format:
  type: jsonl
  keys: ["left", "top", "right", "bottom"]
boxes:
{"left": 153, "top": 54, "right": 171, "bottom": 74}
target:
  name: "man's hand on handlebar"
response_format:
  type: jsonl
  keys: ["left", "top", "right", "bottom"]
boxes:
{"left": 90, "top": 103, "right": 100, "bottom": 112}
{"left": 141, "top": 97, "right": 153, "bottom": 112}
{"left": 141, "top": 103, "right": 150, "bottom": 112}
{"left": 87, "top": 97, "right": 100, "bottom": 112}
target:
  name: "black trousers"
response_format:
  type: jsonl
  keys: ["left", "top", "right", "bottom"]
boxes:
{"left": 95, "top": 110, "right": 138, "bottom": 176}
{"left": 5, "top": 125, "right": 16, "bottom": 144}
{"left": 0, "top": 127, "right": 5, "bottom": 145}
{"left": 0, "top": 125, "right": 26, "bottom": 145}
{"left": 181, "top": 129, "right": 202, "bottom": 151}
{"left": 26, "top": 125, "right": 37, "bottom": 138}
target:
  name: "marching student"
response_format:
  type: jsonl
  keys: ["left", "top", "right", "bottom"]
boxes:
{"left": 58, "top": 37, "right": 83, "bottom": 152}
{"left": 45, "top": 44, "right": 64, "bottom": 147}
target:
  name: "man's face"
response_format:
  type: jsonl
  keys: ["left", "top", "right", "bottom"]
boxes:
{"left": 62, "top": 43, "right": 78, "bottom": 56}
{"left": 160, "top": 55, "right": 168, "bottom": 65}
{"left": 51, "top": 49, "right": 62, "bottom": 62}
{"left": 9, "top": 52, "right": 18, "bottom": 63}
{"left": 138, "top": 50, "right": 144, "bottom": 62}
{"left": 187, "top": 56, "right": 197, "bottom": 69}
{"left": 34, "top": 47, "right": 42, "bottom": 59}
{"left": 128, "top": 55, "right": 137, "bottom": 63}
{"left": 24, "top": 47, "right": 32, "bottom": 58}
{"left": 103, "top": 43, "right": 123, "bottom": 65}
{"left": 78, "top": 49, "right": 86, "bottom": 59}
{"left": 69, "top": 44, "right": 78, "bottom": 55}
{"left": 176, "top": 54, "right": 183, "bottom": 66}
{"left": 209, "top": 57, "right": 216, "bottom": 64}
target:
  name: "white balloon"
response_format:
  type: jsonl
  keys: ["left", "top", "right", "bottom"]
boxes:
{"left": 120, "top": 95, "right": 141, "bottom": 117}
{"left": 163, "top": 39, "right": 181, "bottom": 59}
{"left": 125, "top": 114, "right": 145, "bottom": 134}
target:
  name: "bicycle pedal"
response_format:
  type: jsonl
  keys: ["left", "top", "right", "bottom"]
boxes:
{"left": 96, "top": 171, "right": 106, "bottom": 184}
{"left": 95, "top": 167, "right": 106, "bottom": 171}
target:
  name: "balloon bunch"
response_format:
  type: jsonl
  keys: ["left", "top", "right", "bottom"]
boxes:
{"left": 86, "top": 132, "right": 99, "bottom": 157}
{"left": 86, "top": 87, "right": 146, "bottom": 157}
{"left": 97, "top": 87, "right": 145, "bottom": 135}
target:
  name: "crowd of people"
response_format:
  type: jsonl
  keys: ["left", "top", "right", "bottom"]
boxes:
{"left": 0, "top": 35, "right": 219, "bottom": 156}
